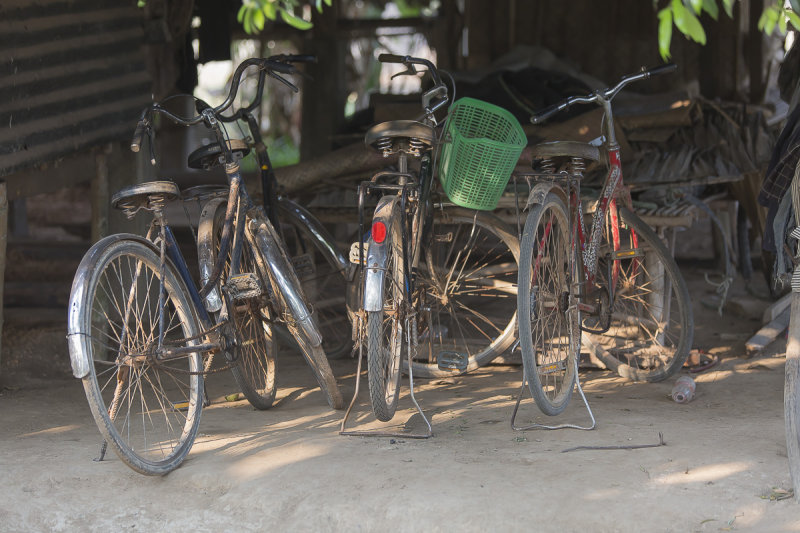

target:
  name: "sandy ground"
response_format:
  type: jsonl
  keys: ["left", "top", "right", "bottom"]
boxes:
{"left": 1, "top": 268, "right": 799, "bottom": 532}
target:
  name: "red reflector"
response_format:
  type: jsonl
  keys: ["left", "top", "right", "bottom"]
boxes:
{"left": 372, "top": 221, "right": 387, "bottom": 243}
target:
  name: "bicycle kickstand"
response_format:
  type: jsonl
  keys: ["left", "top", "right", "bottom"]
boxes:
{"left": 510, "top": 354, "right": 596, "bottom": 432}
{"left": 339, "top": 316, "right": 433, "bottom": 439}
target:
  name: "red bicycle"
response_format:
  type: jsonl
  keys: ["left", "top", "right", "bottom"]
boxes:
{"left": 517, "top": 64, "right": 694, "bottom": 415}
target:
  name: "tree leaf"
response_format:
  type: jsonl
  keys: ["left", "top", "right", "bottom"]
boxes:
{"left": 263, "top": 1, "right": 276, "bottom": 19}
{"left": 787, "top": 10, "right": 800, "bottom": 31}
{"left": 689, "top": 0, "right": 703, "bottom": 15}
{"left": 765, "top": 7, "right": 780, "bottom": 35}
{"left": 237, "top": 4, "right": 247, "bottom": 23}
{"left": 253, "top": 7, "right": 265, "bottom": 30}
{"left": 673, "top": 0, "right": 707, "bottom": 44}
{"left": 324, "top": 0, "right": 332, "bottom": 6}
{"left": 280, "top": 8, "right": 313, "bottom": 30}
{"left": 758, "top": 7, "right": 770, "bottom": 31}
{"left": 791, "top": 0, "right": 800, "bottom": 15}
{"left": 722, "top": 0, "right": 733, "bottom": 18}
{"left": 658, "top": 7, "right": 673, "bottom": 60}
{"left": 701, "top": 0, "right": 718, "bottom": 20}
{"left": 780, "top": 9, "right": 788, "bottom": 34}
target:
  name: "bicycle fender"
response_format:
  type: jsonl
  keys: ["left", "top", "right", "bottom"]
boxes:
{"left": 196, "top": 197, "right": 226, "bottom": 313}
{"left": 525, "top": 182, "right": 568, "bottom": 210}
{"left": 67, "top": 234, "right": 164, "bottom": 379}
{"left": 364, "top": 196, "right": 401, "bottom": 312}
{"left": 250, "top": 216, "right": 323, "bottom": 347}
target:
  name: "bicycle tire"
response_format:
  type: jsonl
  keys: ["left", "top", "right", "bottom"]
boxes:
{"left": 206, "top": 201, "right": 277, "bottom": 410}
{"left": 407, "top": 206, "right": 519, "bottom": 378}
{"left": 366, "top": 212, "right": 405, "bottom": 422}
{"left": 253, "top": 218, "right": 344, "bottom": 410}
{"left": 786, "top": 293, "right": 800, "bottom": 500}
{"left": 585, "top": 206, "right": 693, "bottom": 382}
{"left": 69, "top": 236, "right": 203, "bottom": 475}
{"left": 518, "top": 193, "right": 578, "bottom": 415}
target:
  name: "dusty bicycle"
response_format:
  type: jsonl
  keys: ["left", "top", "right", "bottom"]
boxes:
{"left": 517, "top": 64, "right": 694, "bottom": 416}
{"left": 345, "top": 55, "right": 521, "bottom": 427}
{"left": 66, "top": 56, "right": 342, "bottom": 475}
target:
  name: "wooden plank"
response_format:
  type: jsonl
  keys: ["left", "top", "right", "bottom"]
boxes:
{"left": 746, "top": 306, "right": 791, "bottom": 355}
{"left": 763, "top": 293, "right": 792, "bottom": 325}
{"left": 0, "top": 182, "right": 6, "bottom": 377}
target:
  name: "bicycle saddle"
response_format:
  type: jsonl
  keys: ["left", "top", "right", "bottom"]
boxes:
{"left": 187, "top": 139, "right": 250, "bottom": 170}
{"left": 529, "top": 141, "right": 600, "bottom": 162}
{"left": 365, "top": 120, "right": 435, "bottom": 155}
{"left": 111, "top": 180, "right": 181, "bottom": 213}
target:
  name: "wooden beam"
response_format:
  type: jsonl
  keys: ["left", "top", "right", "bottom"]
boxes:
{"left": 0, "top": 182, "right": 7, "bottom": 378}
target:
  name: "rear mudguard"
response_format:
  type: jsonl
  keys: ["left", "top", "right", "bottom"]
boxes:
{"left": 363, "top": 196, "right": 402, "bottom": 312}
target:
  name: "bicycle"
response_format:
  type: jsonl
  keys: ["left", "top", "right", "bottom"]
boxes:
{"left": 517, "top": 64, "right": 694, "bottom": 416}
{"left": 66, "top": 56, "right": 343, "bottom": 475}
{"left": 348, "top": 55, "right": 520, "bottom": 425}
{"left": 188, "top": 54, "right": 353, "bottom": 364}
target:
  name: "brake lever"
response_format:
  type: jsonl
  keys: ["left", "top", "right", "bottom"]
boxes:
{"left": 268, "top": 71, "right": 299, "bottom": 93}
{"left": 391, "top": 63, "right": 418, "bottom": 80}
{"left": 146, "top": 127, "right": 156, "bottom": 166}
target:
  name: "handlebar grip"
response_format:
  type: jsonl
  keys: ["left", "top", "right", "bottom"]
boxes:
{"left": 130, "top": 119, "right": 147, "bottom": 153}
{"left": 378, "top": 54, "right": 407, "bottom": 64}
{"left": 282, "top": 54, "right": 316, "bottom": 63}
{"left": 530, "top": 102, "right": 566, "bottom": 125}
{"left": 646, "top": 63, "right": 677, "bottom": 77}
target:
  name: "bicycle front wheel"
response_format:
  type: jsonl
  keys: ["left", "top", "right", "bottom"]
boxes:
{"left": 69, "top": 236, "right": 203, "bottom": 475}
{"left": 366, "top": 213, "right": 405, "bottom": 422}
{"left": 585, "top": 206, "right": 693, "bottom": 382}
{"left": 410, "top": 206, "right": 519, "bottom": 378}
{"left": 518, "top": 193, "right": 577, "bottom": 415}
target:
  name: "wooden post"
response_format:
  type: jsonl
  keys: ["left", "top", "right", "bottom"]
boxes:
{"left": 0, "top": 182, "right": 7, "bottom": 379}
{"left": 785, "top": 291, "right": 800, "bottom": 500}
{"left": 91, "top": 146, "right": 111, "bottom": 243}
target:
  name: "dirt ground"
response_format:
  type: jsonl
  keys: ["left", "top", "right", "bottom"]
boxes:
{"left": 1, "top": 259, "right": 799, "bottom": 531}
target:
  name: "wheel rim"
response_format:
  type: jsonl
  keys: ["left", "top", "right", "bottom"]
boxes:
{"left": 525, "top": 202, "right": 574, "bottom": 407}
{"left": 415, "top": 210, "right": 518, "bottom": 369}
{"left": 587, "top": 212, "right": 685, "bottom": 378}
{"left": 86, "top": 244, "right": 201, "bottom": 468}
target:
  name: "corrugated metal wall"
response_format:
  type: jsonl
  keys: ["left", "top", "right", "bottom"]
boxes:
{"left": 0, "top": 0, "right": 152, "bottom": 178}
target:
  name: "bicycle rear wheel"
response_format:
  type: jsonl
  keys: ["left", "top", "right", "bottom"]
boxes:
{"left": 518, "top": 194, "right": 577, "bottom": 415}
{"left": 585, "top": 206, "right": 692, "bottom": 382}
{"left": 69, "top": 236, "right": 203, "bottom": 475}
{"left": 204, "top": 200, "right": 277, "bottom": 410}
{"left": 366, "top": 212, "right": 405, "bottom": 422}
{"left": 409, "top": 206, "right": 519, "bottom": 378}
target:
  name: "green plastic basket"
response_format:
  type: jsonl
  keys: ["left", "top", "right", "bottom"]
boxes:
{"left": 439, "top": 97, "right": 526, "bottom": 211}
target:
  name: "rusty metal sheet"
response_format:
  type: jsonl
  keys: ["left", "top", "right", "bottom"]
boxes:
{"left": 0, "top": 0, "right": 152, "bottom": 177}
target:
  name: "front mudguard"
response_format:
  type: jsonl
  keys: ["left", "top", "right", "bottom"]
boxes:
{"left": 249, "top": 213, "right": 323, "bottom": 347}
{"left": 363, "top": 196, "right": 402, "bottom": 312}
{"left": 67, "top": 234, "right": 167, "bottom": 379}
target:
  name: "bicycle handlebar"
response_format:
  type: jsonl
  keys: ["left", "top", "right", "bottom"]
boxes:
{"left": 131, "top": 56, "right": 309, "bottom": 152}
{"left": 530, "top": 63, "right": 677, "bottom": 125}
{"left": 378, "top": 53, "right": 449, "bottom": 118}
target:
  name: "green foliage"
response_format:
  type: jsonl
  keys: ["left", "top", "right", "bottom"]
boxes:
{"left": 656, "top": 0, "right": 800, "bottom": 60}
{"left": 237, "top": 0, "right": 329, "bottom": 34}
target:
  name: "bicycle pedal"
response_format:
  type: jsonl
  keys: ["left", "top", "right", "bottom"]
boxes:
{"left": 349, "top": 241, "right": 368, "bottom": 265}
{"left": 225, "top": 273, "right": 262, "bottom": 301}
{"left": 291, "top": 253, "right": 315, "bottom": 278}
{"left": 437, "top": 350, "right": 468, "bottom": 372}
